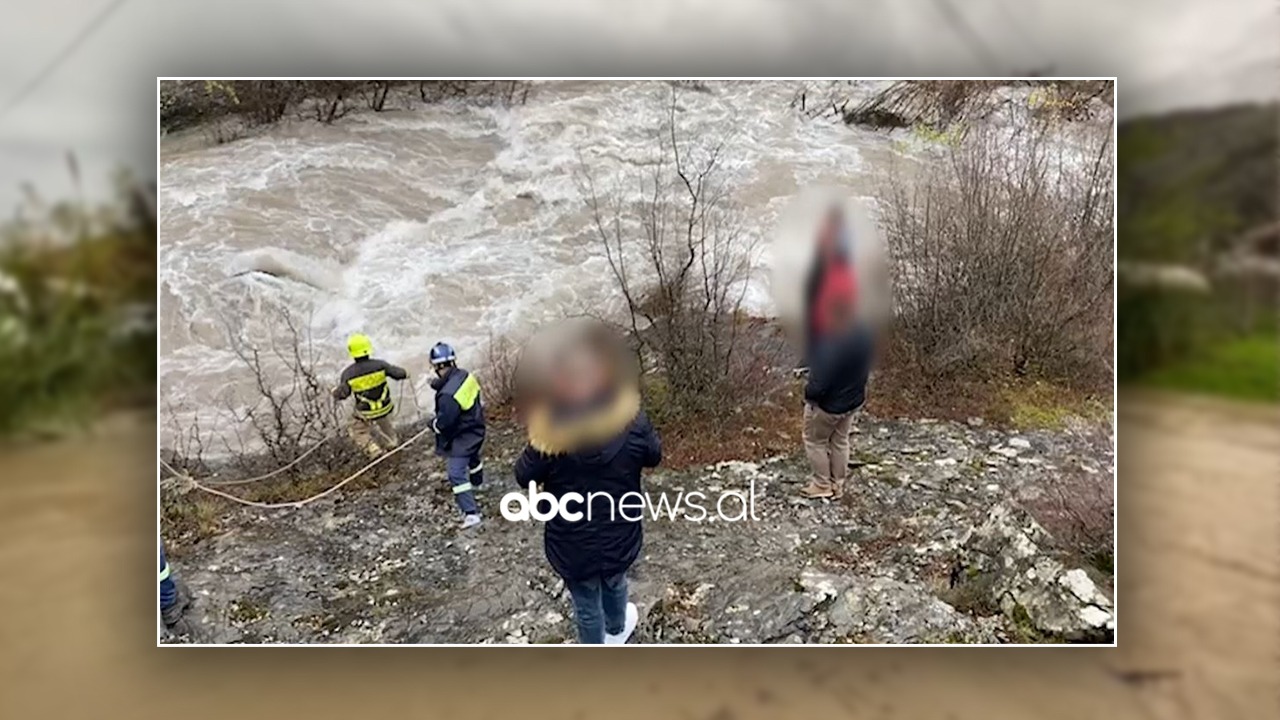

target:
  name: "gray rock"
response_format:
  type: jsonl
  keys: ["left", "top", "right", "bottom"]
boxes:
{"left": 162, "top": 413, "right": 1113, "bottom": 645}
{"left": 959, "top": 502, "right": 1114, "bottom": 642}
{"left": 822, "top": 573, "right": 996, "bottom": 643}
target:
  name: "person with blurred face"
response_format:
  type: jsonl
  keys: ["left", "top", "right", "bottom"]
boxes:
{"left": 802, "top": 205, "right": 858, "bottom": 366}
{"left": 430, "top": 341, "right": 487, "bottom": 530}
{"left": 332, "top": 333, "right": 408, "bottom": 457}
{"left": 800, "top": 287, "right": 874, "bottom": 500}
{"left": 513, "top": 324, "right": 661, "bottom": 644}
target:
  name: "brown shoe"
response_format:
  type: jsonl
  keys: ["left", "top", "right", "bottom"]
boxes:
{"left": 830, "top": 482, "right": 844, "bottom": 500}
{"left": 800, "top": 480, "right": 834, "bottom": 499}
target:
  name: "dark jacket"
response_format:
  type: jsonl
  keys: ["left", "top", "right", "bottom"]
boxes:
{"left": 333, "top": 357, "right": 408, "bottom": 419}
{"left": 514, "top": 390, "right": 662, "bottom": 582}
{"left": 431, "top": 367, "right": 485, "bottom": 457}
{"left": 803, "top": 325, "right": 874, "bottom": 415}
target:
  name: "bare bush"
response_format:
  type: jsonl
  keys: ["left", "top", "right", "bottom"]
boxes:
{"left": 161, "top": 80, "right": 534, "bottom": 135}
{"left": 793, "top": 80, "right": 1113, "bottom": 131}
{"left": 879, "top": 118, "right": 1114, "bottom": 386}
{"left": 301, "top": 80, "right": 361, "bottom": 124}
{"left": 1024, "top": 467, "right": 1115, "bottom": 574}
{"left": 480, "top": 330, "right": 523, "bottom": 408}
{"left": 164, "top": 307, "right": 362, "bottom": 477}
{"left": 416, "top": 80, "right": 531, "bottom": 106}
{"left": 578, "top": 88, "right": 762, "bottom": 418}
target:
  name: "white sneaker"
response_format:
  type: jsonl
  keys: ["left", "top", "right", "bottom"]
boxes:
{"left": 461, "top": 514, "right": 482, "bottom": 530}
{"left": 604, "top": 602, "right": 638, "bottom": 645}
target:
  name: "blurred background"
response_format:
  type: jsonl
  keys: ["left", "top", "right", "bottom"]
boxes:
{"left": 1, "top": 0, "right": 1277, "bottom": 718}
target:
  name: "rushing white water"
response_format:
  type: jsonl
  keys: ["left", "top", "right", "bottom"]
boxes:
{"left": 158, "top": 80, "right": 1103, "bottom": 444}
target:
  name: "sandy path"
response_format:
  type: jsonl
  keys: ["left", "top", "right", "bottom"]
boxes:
{"left": 0, "top": 391, "right": 1274, "bottom": 719}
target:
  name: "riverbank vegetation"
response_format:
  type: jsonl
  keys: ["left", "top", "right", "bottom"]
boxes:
{"left": 0, "top": 175, "right": 156, "bottom": 438}
{"left": 1115, "top": 103, "right": 1278, "bottom": 402}
{"left": 160, "top": 80, "right": 533, "bottom": 143}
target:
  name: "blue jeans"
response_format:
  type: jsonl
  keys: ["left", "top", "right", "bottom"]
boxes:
{"left": 565, "top": 572, "right": 628, "bottom": 644}
{"left": 160, "top": 547, "right": 177, "bottom": 610}
{"left": 446, "top": 453, "right": 482, "bottom": 515}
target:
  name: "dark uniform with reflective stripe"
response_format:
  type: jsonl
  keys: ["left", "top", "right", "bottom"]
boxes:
{"left": 431, "top": 367, "right": 486, "bottom": 514}
{"left": 334, "top": 357, "right": 408, "bottom": 455}
{"left": 335, "top": 358, "right": 408, "bottom": 418}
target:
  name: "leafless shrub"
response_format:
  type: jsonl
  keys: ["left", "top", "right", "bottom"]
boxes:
{"left": 793, "top": 80, "right": 1113, "bottom": 131}
{"left": 1024, "top": 467, "right": 1115, "bottom": 574}
{"left": 577, "top": 87, "right": 763, "bottom": 418}
{"left": 416, "top": 80, "right": 532, "bottom": 106}
{"left": 163, "top": 307, "right": 363, "bottom": 477}
{"left": 480, "top": 330, "right": 524, "bottom": 408}
{"left": 366, "top": 81, "right": 393, "bottom": 112}
{"left": 161, "top": 80, "right": 534, "bottom": 135}
{"left": 221, "top": 308, "right": 358, "bottom": 469}
{"left": 162, "top": 399, "right": 211, "bottom": 474}
{"left": 301, "top": 80, "right": 361, "bottom": 124}
{"left": 879, "top": 117, "right": 1114, "bottom": 386}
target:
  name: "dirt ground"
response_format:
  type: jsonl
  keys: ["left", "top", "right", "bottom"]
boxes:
{"left": 0, "top": 390, "right": 1275, "bottom": 719}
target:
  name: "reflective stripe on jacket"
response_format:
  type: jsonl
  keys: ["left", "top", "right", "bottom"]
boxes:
{"left": 335, "top": 358, "right": 408, "bottom": 420}
{"left": 431, "top": 367, "right": 486, "bottom": 457}
{"left": 348, "top": 368, "right": 393, "bottom": 419}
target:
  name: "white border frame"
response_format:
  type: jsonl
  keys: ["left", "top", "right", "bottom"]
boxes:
{"left": 155, "top": 76, "right": 1120, "bottom": 648}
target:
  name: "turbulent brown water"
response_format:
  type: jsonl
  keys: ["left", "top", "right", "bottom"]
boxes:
{"left": 159, "top": 81, "right": 896, "bottom": 439}
{"left": 157, "top": 80, "right": 1097, "bottom": 447}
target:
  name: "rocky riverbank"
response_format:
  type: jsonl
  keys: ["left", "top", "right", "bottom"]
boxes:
{"left": 161, "top": 412, "right": 1114, "bottom": 645}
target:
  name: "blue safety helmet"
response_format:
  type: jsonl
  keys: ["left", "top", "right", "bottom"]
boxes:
{"left": 429, "top": 342, "right": 457, "bottom": 367}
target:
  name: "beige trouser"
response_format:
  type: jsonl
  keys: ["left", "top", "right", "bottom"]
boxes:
{"left": 349, "top": 415, "right": 399, "bottom": 457}
{"left": 803, "top": 403, "right": 856, "bottom": 489}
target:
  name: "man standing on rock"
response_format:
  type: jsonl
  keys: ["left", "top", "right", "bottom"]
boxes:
{"left": 800, "top": 291, "right": 874, "bottom": 500}
{"left": 333, "top": 333, "right": 409, "bottom": 457}
{"left": 429, "top": 342, "right": 486, "bottom": 530}
{"left": 513, "top": 321, "right": 660, "bottom": 644}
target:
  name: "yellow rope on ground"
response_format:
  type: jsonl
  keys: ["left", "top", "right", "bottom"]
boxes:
{"left": 199, "top": 435, "right": 336, "bottom": 486}
{"left": 159, "top": 424, "right": 433, "bottom": 509}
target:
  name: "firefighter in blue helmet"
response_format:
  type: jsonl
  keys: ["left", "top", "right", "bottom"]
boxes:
{"left": 429, "top": 342, "right": 486, "bottom": 529}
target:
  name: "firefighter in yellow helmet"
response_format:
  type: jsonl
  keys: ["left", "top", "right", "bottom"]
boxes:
{"left": 332, "top": 333, "right": 409, "bottom": 457}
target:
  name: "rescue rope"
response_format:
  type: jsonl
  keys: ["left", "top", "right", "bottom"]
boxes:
{"left": 159, "top": 424, "right": 433, "bottom": 510}
{"left": 198, "top": 378, "right": 425, "bottom": 487}
{"left": 198, "top": 434, "right": 335, "bottom": 486}
{"left": 407, "top": 379, "right": 428, "bottom": 421}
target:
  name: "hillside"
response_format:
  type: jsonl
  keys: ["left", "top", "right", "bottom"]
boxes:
{"left": 1119, "top": 102, "right": 1277, "bottom": 262}
{"left": 162, "top": 413, "right": 1115, "bottom": 645}
{"left": 1116, "top": 102, "right": 1278, "bottom": 397}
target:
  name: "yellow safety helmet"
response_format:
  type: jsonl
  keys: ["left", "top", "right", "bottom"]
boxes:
{"left": 347, "top": 333, "right": 373, "bottom": 359}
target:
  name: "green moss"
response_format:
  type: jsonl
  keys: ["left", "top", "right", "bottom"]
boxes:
{"left": 1006, "top": 603, "right": 1069, "bottom": 644}
{"left": 228, "top": 598, "right": 270, "bottom": 624}
{"left": 1001, "top": 381, "right": 1107, "bottom": 430}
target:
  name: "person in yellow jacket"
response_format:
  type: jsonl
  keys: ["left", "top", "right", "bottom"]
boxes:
{"left": 332, "top": 333, "right": 408, "bottom": 457}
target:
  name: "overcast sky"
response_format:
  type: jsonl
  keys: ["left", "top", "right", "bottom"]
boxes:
{"left": 0, "top": 0, "right": 1275, "bottom": 210}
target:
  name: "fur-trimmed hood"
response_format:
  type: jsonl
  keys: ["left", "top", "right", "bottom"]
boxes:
{"left": 525, "top": 386, "right": 641, "bottom": 456}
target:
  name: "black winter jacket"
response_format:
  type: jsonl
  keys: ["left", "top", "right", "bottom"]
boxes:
{"left": 803, "top": 325, "right": 874, "bottom": 415}
{"left": 513, "top": 391, "right": 662, "bottom": 582}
